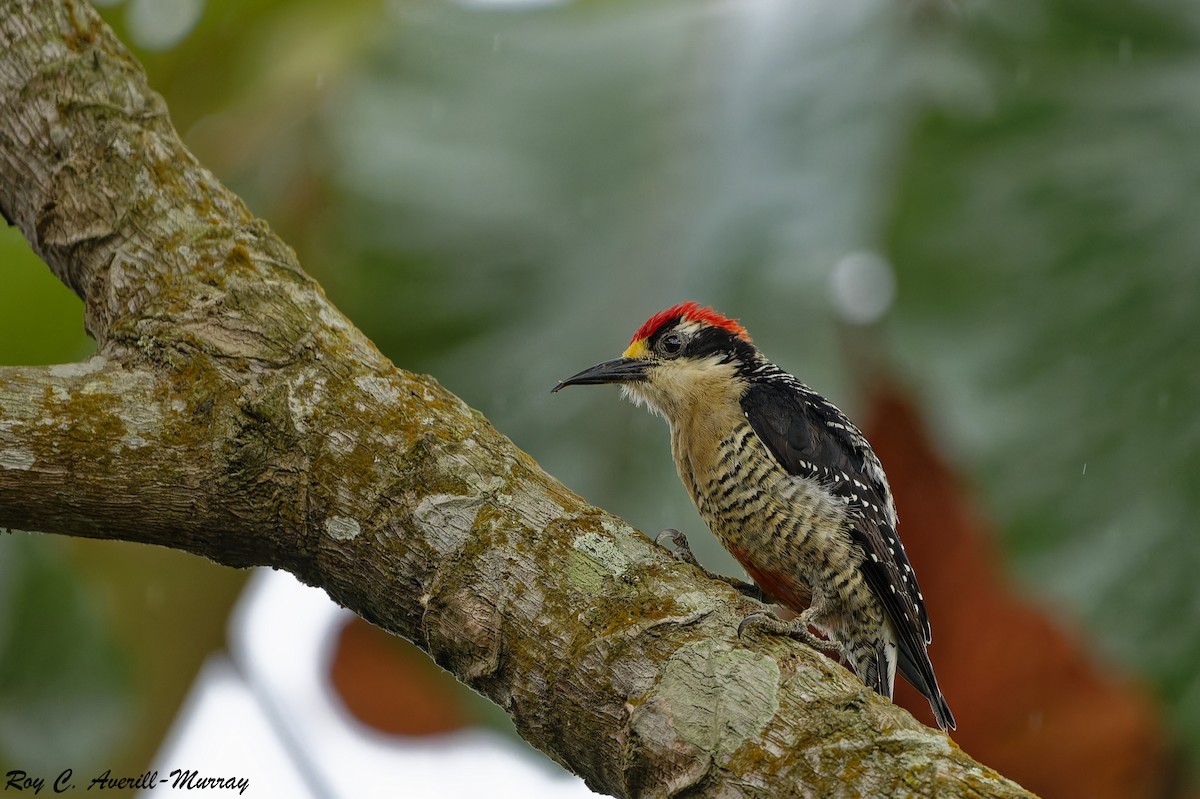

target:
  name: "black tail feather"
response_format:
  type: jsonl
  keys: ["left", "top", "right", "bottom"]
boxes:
{"left": 898, "top": 646, "right": 956, "bottom": 731}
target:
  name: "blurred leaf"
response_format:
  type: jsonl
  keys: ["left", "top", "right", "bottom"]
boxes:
{"left": 887, "top": 0, "right": 1200, "bottom": 755}
{"left": 0, "top": 534, "right": 133, "bottom": 772}
{"left": 0, "top": 228, "right": 94, "bottom": 365}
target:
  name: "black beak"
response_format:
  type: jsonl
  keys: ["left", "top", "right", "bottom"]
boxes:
{"left": 551, "top": 358, "right": 650, "bottom": 393}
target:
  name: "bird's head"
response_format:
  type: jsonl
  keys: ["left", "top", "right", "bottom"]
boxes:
{"left": 552, "top": 302, "right": 759, "bottom": 419}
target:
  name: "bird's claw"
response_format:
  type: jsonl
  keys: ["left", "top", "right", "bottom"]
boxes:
{"left": 657, "top": 529, "right": 765, "bottom": 602}
{"left": 738, "top": 611, "right": 842, "bottom": 653}
{"left": 737, "top": 611, "right": 774, "bottom": 639}
{"left": 655, "top": 528, "right": 703, "bottom": 568}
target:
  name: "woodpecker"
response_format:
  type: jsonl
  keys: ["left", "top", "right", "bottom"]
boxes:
{"left": 552, "top": 301, "right": 954, "bottom": 730}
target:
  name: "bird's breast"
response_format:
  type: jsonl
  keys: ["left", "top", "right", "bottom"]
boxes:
{"left": 670, "top": 416, "right": 857, "bottom": 607}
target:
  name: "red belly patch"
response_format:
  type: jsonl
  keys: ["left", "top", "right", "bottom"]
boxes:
{"left": 730, "top": 548, "right": 812, "bottom": 613}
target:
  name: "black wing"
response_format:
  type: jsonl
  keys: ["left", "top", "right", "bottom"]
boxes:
{"left": 739, "top": 367, "right": 953, "bottom": 727}
{"left": 739, "top": 368, "right": 929, "bottom": 630}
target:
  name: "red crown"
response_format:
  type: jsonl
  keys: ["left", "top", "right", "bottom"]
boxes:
{"left": 631, "top": 302, "right": 750, "bottom": 344}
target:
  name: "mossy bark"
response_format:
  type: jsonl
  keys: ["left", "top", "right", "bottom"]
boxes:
{"left": 0, "top": 2, "right": 1035, "bottom": 797}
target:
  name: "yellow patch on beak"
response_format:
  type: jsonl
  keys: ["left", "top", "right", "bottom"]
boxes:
{"left": 623, "top": 338, "right": 649, "bottom": 359}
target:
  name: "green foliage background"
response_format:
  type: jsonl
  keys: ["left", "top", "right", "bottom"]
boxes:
{"left": 2, "top": 0, "right": 1199, "bottom": 778}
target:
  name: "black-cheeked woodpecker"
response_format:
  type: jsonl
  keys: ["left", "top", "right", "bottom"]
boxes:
{"left": 553, "top": 301, "right": 954, "bottom": 731}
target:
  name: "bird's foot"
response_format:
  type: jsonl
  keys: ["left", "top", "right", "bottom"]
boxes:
{"left": 655, "top": 528, "right": 764, "bottom": 602}
{"left": 737, "top": 611, "right": 842, "bottom": 654}
{"left": 655, "top": 528, "right": 703, "bottom": 568}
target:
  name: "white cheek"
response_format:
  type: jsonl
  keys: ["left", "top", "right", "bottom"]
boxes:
{"left": 619, "top": 383, "right": 645, "bottom": 407}
{"left": 621, "top": 383, "right": 667, "bottom": 418}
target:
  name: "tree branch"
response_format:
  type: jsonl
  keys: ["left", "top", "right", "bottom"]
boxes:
{"left": 0, "top": 1, "right": 1032, "bottom": 796}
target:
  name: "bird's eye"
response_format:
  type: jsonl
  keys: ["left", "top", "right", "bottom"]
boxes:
{"left": 657, "top": 332, "right": 684, "bottom": 358}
